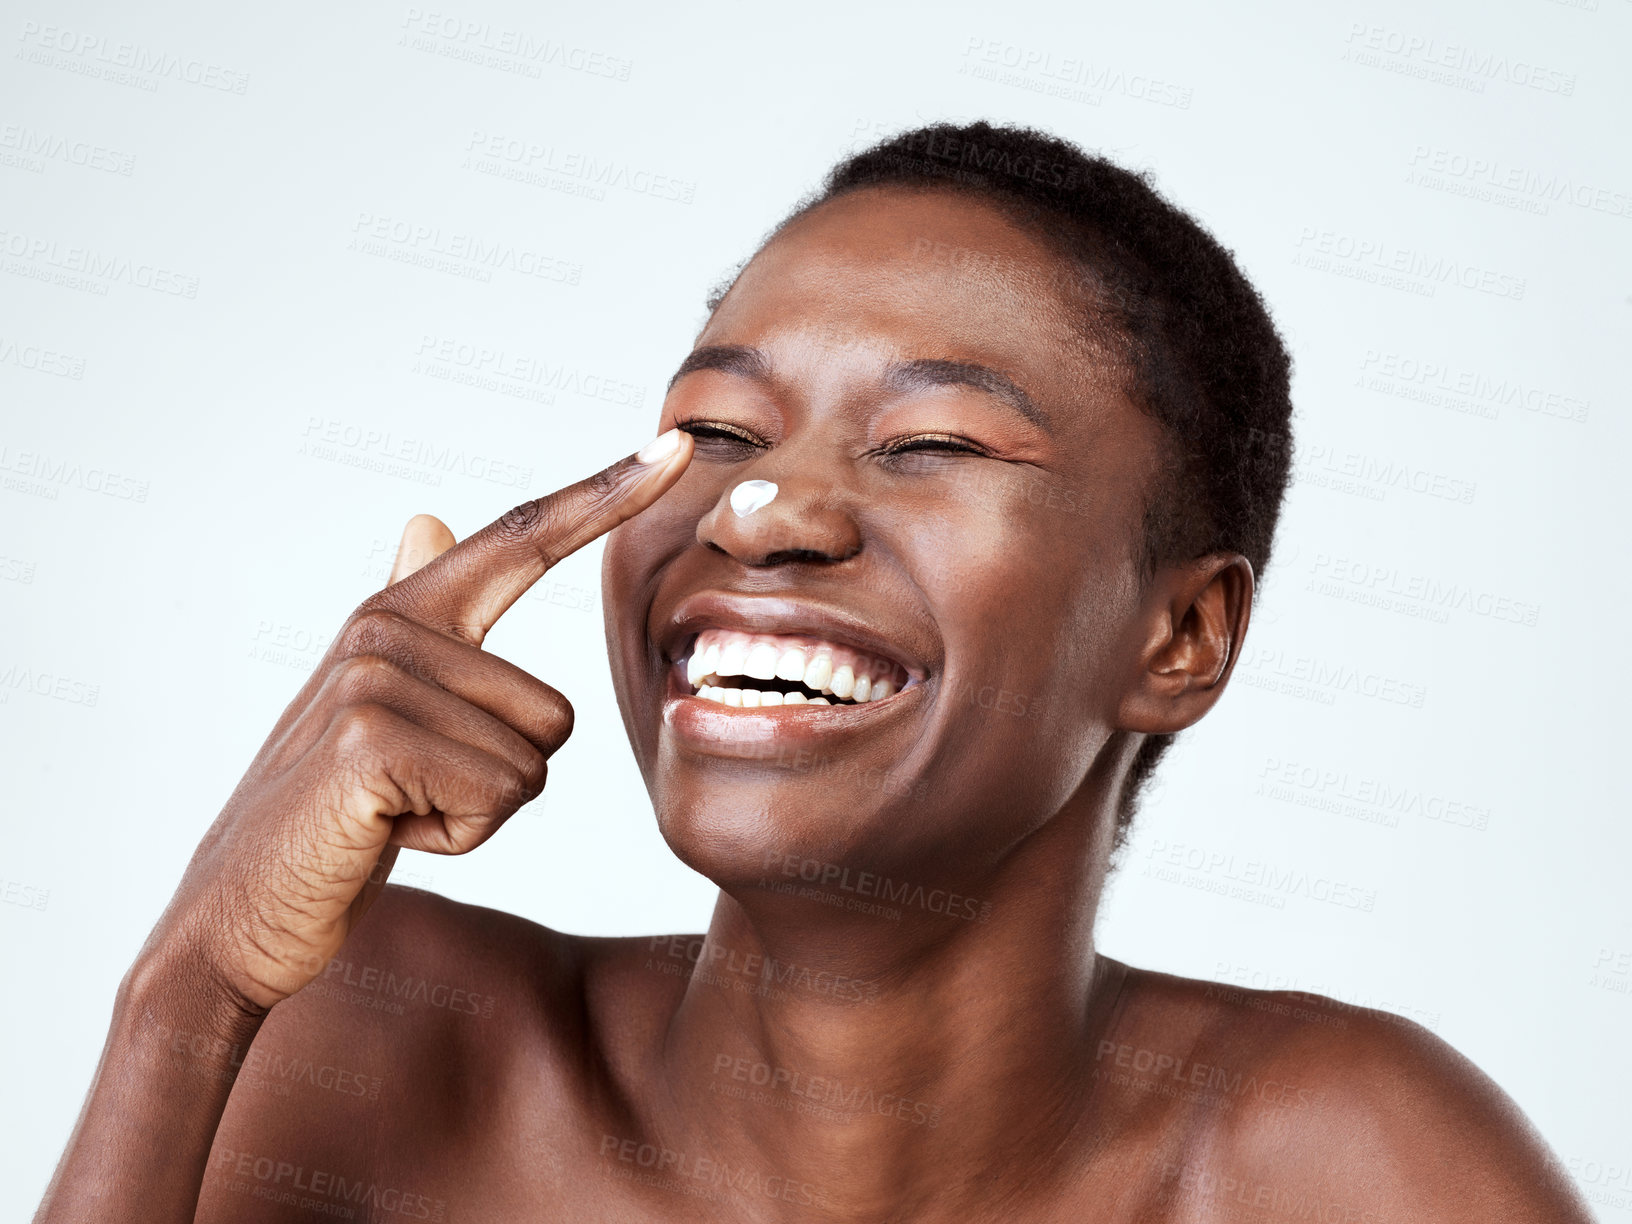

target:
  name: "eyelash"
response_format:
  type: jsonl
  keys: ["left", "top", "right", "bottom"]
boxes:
{"left": 674, "top": 420, "right": 987, "bottom": 458}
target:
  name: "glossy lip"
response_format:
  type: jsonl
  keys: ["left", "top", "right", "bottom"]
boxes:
{"left": 656, "top": 591, "right": 934, "bottom": 686}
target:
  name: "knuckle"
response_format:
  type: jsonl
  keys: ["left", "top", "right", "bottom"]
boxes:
{"left": 495, "top": 763, "right": 538, "bottom": 811}
{"left": 535, "top": 689, "right": 575, "bottom": 743}
{"left": 330, "top": 654, "right": 401, "bottom": 703}
{"left": 331, "top": 701, "right": 397, "bottom": 755}
{"left": 441, "top": 811, "right": 497, "bottom": 856}
{"left": 517, "top": 749, "right": 547, "bottom": 794}
{"left": 496, "top": 498, "right": 545, "bottom": 538}
{"left": 496, "top": 467, "right": 625, "bottom": 569}
{"left": 338, "top": 606, "right": 407, "bottom": 656}
{"left": 581, "top": 465, "right": 624, "bottom": 511}
{"left": 495, "top": 498, "right": 566, "bottom": 569}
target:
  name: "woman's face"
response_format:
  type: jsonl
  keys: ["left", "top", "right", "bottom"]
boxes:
{"left": 602, "top": 186, "right": 1166, "bottom": 893}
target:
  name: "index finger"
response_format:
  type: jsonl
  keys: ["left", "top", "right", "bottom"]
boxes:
{"left": 368, "top": 428, "right": 692, "bottom": 645}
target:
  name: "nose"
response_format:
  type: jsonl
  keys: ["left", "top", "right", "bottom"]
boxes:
{"left": 698, "top": 469, "right": 862, "bottom": 567}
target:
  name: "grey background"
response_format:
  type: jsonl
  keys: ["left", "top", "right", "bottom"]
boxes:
{"left": 2, "top": 0, "right": 1627, "bottom": 1215}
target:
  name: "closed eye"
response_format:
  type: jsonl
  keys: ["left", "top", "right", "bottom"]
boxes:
{"left": 675, "top": 420, "right": 989, "bottom": 461}
{"left": 675, "top": 420, "right": 763, "bottom": 452}
{"left": 879, "top": 433, "right": 988, "bottom": 457}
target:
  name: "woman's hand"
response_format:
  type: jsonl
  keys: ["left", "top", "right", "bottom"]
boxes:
{"left": 143, "top": 430, "right": 691, "bottom": 1012}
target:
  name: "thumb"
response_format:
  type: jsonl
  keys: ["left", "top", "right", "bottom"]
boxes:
{"left": 349, "top": 513, "right": 458, "bottom": 929}
{"left": 388, "top": 513, "right": 458, "bottom": 585}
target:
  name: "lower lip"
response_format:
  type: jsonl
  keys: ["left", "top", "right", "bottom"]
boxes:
{"left": 662, "top": 661, "right": 925, "bottom": 754}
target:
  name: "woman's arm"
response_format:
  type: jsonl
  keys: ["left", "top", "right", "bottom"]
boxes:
{"left": 35, "top": 433, "right": 692, "bottom": 1220}
{"left": 35, "top": 946, "right": 267, "bottom": 1222}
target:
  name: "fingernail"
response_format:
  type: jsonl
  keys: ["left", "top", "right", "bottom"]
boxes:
{"left": 637, "top": 428, "right": 681, "bottom": 465}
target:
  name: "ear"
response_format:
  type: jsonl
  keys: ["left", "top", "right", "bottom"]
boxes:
{"left": 1115, "top": 553, "right": 1255, "bottom": 735}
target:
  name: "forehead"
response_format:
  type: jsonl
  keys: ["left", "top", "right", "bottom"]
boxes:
{"left": 702, "top": 187, "right": 1126, "bottom": 409}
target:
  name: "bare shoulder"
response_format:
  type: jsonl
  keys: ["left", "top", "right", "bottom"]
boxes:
{"left": 196, "top": 884, "right": 591, "bottom": 1220}
{"left": 1116, "top": 966, "right": 1593, "bottom": 1222}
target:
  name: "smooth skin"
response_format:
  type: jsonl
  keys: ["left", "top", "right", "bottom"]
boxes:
{"left": 38, "top": 187, "right": 1591, "bottom": 1223}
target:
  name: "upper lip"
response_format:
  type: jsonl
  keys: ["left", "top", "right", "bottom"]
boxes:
{"left": 656, "top": 591, "right": 933, "bottom": 683}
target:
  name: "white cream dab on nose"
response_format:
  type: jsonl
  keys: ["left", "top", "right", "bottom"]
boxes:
{"left": 730, "top": 479, "right": 778, "bottom": 517}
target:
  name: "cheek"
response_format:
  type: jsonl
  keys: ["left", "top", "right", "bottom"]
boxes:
{"left": 599, "top": 520, "right": 666, "bottom": 656}
{"left": 916, "top": 480, "right": 1138, "bottom": 703}
{"left": 599, "top": 532, "right": 636, "bottom": 690}
{"left": 603, "top": 497, "right": 694, "bottom": 588}
{"left": 599, "top": 526, "right": 634, "bottom": 607}
{"left": 908, "top": 469, "right": 1081, "bottom": 606}
{"left": 600, "top": 500, "right": 709, "bottom": 674}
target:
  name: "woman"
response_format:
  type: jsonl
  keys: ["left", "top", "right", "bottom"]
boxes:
{"left": 38, "top": 122, "right": 1588, "bottom": 1222}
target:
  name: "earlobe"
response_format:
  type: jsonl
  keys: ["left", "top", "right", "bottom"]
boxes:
{"left": 1116, "top": 554, "right": 1253, "bottom": 735}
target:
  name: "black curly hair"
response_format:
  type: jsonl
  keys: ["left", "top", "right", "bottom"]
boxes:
{"left": 706, "top": 121, "right": 1295, "bottom": 846}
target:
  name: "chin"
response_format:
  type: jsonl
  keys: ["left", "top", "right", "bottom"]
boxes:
{"left": 648, "top": 761, "right": 987, "bottom": 918}
{"left": 652, "top": 778, "right": 865, "bottom": 891}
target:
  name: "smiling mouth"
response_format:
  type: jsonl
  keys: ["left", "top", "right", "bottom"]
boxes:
{"left": 678, "top": 626, "right": 917, "bottom": 709}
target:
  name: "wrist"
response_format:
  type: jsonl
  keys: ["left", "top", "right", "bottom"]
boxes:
{"left": 34, "top": 923, "right": 272, "bottom": 1222}
{"left": 118, "top": 928, "right": 270, "bottom": 1059}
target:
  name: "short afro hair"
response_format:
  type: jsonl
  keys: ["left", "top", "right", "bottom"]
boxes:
{"left": 708, "top": 121, "right": 1295, "bottom": 845}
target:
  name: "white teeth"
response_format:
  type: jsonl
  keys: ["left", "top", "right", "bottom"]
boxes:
{"left": 716, "top": 639, "right": 749, "bottom": 678}
{"left": 803, "top": 653, "right": 833, "bottom": 693}
{"left": 683, "top": 628, "right": 915, "bottom": 707}
{"left": 774, "top": 647, "right": 807, "bottom": 682}
{"left": 686, "top": 631, "right": 911, "bottom": 709}
{"left": 691, "top": 683, "right": 876, "bottom": 708}
{"left": 743, "top": 642, "right": 780, "bottom": 681}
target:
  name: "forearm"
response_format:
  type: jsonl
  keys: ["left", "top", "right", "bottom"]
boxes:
{"left": 35, "top": 952, "right": 268, "bottom": 1223}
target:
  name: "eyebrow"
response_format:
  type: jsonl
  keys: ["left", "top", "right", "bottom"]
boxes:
{"left": 668, "top": 344, "right": 769, "bottom": 389}
{"left": 884, "top": 358, "right": 1051, "bottom": 433}
{"left": 667, "top": 346, "right": 1052, "bottom": 433}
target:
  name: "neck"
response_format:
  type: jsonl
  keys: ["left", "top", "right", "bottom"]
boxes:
{"left": 649, "top": 776, "right": 1127, "bottom": 1222}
